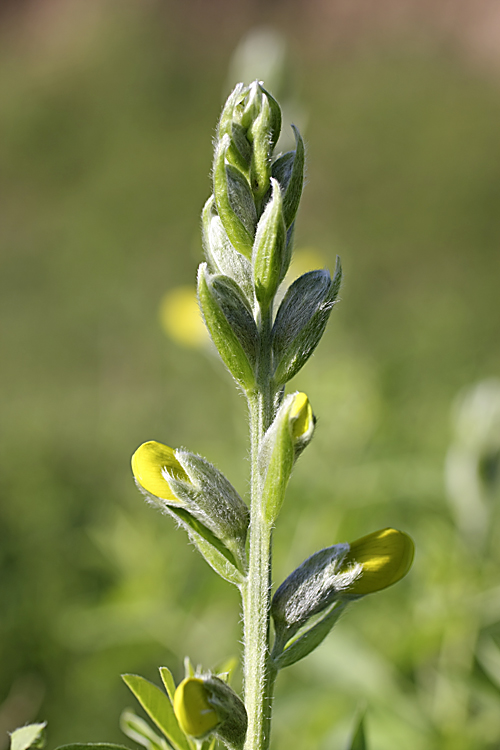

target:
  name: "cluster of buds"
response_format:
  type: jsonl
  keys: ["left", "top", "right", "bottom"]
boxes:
{"left": 198, "top": 81, "right": 341, "bottom": 392}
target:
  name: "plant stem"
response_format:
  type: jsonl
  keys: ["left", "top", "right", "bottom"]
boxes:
{"left": 242, "top": 304, "right": 276, "bottom": 750}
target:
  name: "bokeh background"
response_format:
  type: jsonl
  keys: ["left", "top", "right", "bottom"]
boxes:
{"left": 1, "top": 1, "right": 500, "bottom": 749}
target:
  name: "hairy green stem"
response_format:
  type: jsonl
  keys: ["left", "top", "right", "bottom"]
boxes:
{"left": 242, "top": 303, "right": 277, "bottom": 750}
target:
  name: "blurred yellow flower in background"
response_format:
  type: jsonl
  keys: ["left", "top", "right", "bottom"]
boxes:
{"left": 159, "top": 286, "right": 208, "bottom": 348}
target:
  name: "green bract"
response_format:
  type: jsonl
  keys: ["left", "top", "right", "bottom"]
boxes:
{"left": 198, "top": 263, "right": 258, "bottom": 390}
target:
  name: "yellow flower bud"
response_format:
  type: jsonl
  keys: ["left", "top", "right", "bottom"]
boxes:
{"left": 289, "top": 392, "right": 314, "bottom": 440}
{"left": 131, "top": 441, "right": 189, "bottom": 501}
{"left": 173, "top": 677, "right": 219, "bottom": 739}
{"left": 344, "top": 528, "right": 414, "bottom": 596}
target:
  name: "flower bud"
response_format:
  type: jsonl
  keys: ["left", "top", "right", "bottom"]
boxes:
{"left": 173, "top": 449, "right": 249, "bottom": 562}
{"left": 131, "top": 440, "right": 249, "bottom": 578}
{"left": 174, "top": 676, "right": 247, "bottom": 750}
{"left": 213, "top": 135, "right": 256, "bottom": 258}
{"left": 173, "top": 678, "right": 219, "bottom": 739}
{"left": 247, "top": 92, "right": 275, "bottom": 202}
{"left": 197, "top": 263, "right": 258, "bottom": 390}
{"left": 252, "top": 178, "right": 287, "bottom": 307}
{"left": 218, "top": 82, "right": 245, "bottom": 139}
{"left": 270, "top": 528, "right": 414, "bottom": 668}
{"left": 341, "top": 528, "right": 415, "bottom": 597}
{"left": 131, "top": 441, "right": 188, "bottom": 502}
{"left": 228, "top": 121, "right": 253, "bottom": 173}
{"left": 260, "top": 391, "right": 315, "bottom": 523}
{"left": 217, "top": 82, "right": 282, "bottom": 210}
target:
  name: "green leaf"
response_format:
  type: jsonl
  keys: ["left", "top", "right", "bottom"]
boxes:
{"left": 120, "top": 710, "right": 170, "bottom": 750}
{"left": 159, "top": 667, "right": 176, "bottom": 704}
{"left": 271, "top": 151, "right": 294, "bottom": 192}
{"left": 10, "top": 724, "right": 46, "bottom": 750}
{"left": 166, "top": 505, "right": 245, "bottom": 586}
{"left": 273, "top": 602, "right": 347, "bottom": 669}
{"left": 347, "top": 714, "right": 367, "bottom": 750}
{"left": 55, "top": 745, "right": 131, "bottom": 750}
{"left": 273, "top": 258, "right": 342, "bottom": 385}
{"left": 122, "top": 675, "right": 191, "bottom": 750}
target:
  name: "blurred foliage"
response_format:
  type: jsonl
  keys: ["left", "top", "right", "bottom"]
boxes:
{"left": 1, "top": 4, "right": 500, "bottom": 750}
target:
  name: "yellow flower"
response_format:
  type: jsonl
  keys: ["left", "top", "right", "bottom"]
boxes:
{"left": 173, "top": 677, "right": 219, "bottom": 739}
{"left": 159, "top": 286, "right": 208, "bottom": 348}
{"left": 289, "top": 392, "right": 314, "bottom": 440}
{"left": 131, "top": 441, "right": 188, "bottom": 501}
{"left": 343, "top": 528, "right": 414, "bottom": 596}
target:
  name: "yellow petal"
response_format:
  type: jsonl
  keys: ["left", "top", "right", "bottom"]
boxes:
{"left": 289, "top": 392, "right": 314, "bottom": 440}
{"left": 173, "top": 677, "right": 219, "bottom": 738}
{"left": 344, "top": 528, "right": 414, "bottom": 596}
{"left": 131, "top": 441, "right": 188, "bottom": 501}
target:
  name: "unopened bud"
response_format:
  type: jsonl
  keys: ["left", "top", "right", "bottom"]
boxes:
{"left": 174, "top": 676, "right": 247, "bottom": 750}
{"left": 213, "top": 135, "right": 256, "bottom": 258}
{"left": 198, "top": 263, "right": 258, "bottom": 390}
{"left": 173, "top": 678, "right": 219, "bottom": 739}
{"left": 260, "top": 391, "right": 315, "bottom": 523}
{"left": 132, "top": 440, "right": 249, "bottom": 574}
{"left": 252, "top": 178, "right": 287, "bottom": 307}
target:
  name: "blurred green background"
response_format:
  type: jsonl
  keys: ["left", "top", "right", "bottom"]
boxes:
{"left": 1, "top": 1, "right": 500, "bottom": 749}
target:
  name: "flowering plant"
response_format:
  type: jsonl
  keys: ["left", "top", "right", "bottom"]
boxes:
{"left": 127, "top": 82, "right": 414, "bottom": 750}
{"left": 9, "top": 81, "right": 413, "bottom": 750}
